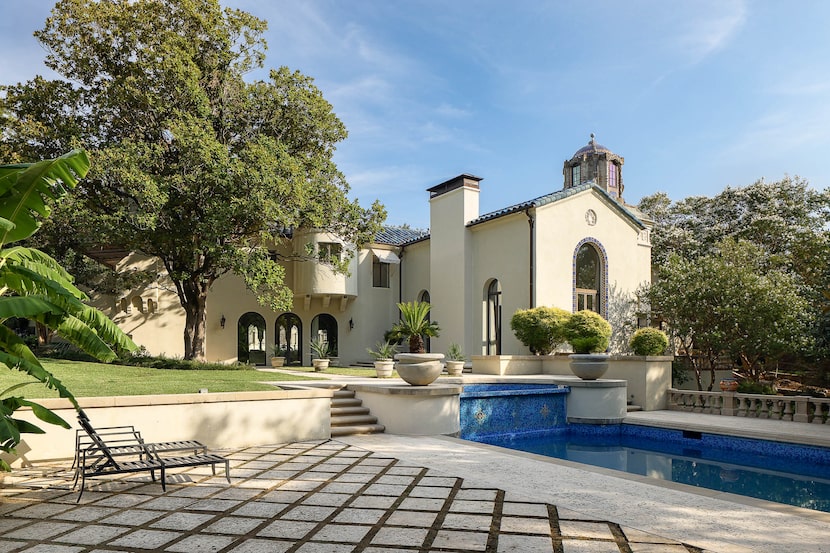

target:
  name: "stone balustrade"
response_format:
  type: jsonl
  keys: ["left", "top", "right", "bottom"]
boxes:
{"left": 668, "top": 389, "right": 830, "bottom": 424}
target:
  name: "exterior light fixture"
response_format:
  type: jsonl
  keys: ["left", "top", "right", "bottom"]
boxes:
{"left": 349, "top": 318, "right": 354, "bottom": 330}
{"left": 220, "top": 315, "right": 226, "bottom": 329}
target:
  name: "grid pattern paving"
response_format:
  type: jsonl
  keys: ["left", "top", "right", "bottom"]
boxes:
{"left": 1, "top": 440, "right": 704, "bottom": 552}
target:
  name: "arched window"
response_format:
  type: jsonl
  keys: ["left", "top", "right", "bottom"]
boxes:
{"left": 238, "top": 312, "right": 266, "bottom": 365}
{"left": 574, "top": 240, "right": 607, "bottom": 316}
{"left": 311, "top": 314, "right": 338, "bottom": 358}
{"left": 131, "top": 296, "right": 144, "bottom": 313}
{"left": 418, "top": 290, "right": 431, "bottom": 352}
{"left": 275, "top": 313, "right": 302, "bottom": 365}
{"left": 485, "top": 279, "right": 502, "bottom": 355}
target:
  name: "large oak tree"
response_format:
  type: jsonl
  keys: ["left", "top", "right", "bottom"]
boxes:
{"left": 1, "top": 0, "right": 385, "bottom": 360}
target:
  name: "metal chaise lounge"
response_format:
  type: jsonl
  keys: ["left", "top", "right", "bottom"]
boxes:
{"left": 75, "top": 410, "right": 230, "bottom": 501}
{"left": 72, "top": 423, "right": 207, "bottom": 472}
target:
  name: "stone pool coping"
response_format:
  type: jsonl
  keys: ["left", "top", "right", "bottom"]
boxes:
{"left": 342, "top": 431, "right": 830, "bottom": 553}
{"left": 625, "top": 409, "right": 830, "bottom": 448}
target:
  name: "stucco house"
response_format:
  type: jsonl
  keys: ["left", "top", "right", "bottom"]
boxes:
{"left": 94, "top": 137, "right": 652, "bottom": 365}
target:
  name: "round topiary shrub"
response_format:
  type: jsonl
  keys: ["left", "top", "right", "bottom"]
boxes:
{"left": 563, "top": 310, "right": 612, "bottom": 354}
{"left": 629, "top": 327, "right": 669, "bottom": 356}
{"left": 510, "top": 306, "right": 571, "bottom": 355}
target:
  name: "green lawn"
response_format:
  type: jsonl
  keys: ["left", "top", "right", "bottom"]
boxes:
{"left": 285, "top": 365, "right": 396, "bottom": 378}
{"left": 0, "top": 360, "right": 322, "bottom": 399}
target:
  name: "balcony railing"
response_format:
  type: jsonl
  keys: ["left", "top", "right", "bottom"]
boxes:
{"left": 668, "top": 389, "right": 830, "bottom": 424}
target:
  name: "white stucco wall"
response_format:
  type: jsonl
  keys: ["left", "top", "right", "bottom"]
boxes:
{"left": 88, "top": 253, "right": 186, "bottom": 358}
{"left": 429, "top": 184, "right": 479, "bottom": 356}
{"left": 400, "top": 239, "right": 430, "bottom": 304}
{"left": 534, "top": 190, "right": 651, "bottom": 314}
{"left": 469, "top": 215, "right": 531, "bottom": 357}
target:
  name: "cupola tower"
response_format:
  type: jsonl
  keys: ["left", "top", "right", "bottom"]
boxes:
{"left": 563, "top": 134, "right": 624, "bottom": 202}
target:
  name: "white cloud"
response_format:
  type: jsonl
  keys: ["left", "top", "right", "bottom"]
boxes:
{"left": 722, "top": 104, "right": 830, "bottom": 160}
{"left": 676, "top": 0, "right": 748, "bottom": 63}
{"left": 434, "top": 103, "right": 471, "bottom": 119}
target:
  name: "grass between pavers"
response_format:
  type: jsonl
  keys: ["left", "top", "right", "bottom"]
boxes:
{"left": 0, "top": 359, "right": 323, "bottom": 399}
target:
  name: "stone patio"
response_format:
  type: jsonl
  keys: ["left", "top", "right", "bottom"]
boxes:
{"left": 1, "top": 439, "right": 703, "bottom": 552}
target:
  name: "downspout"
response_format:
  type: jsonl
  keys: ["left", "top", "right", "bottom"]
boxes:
{"left": 525, "top": 208, "right": 535, "bottom": 308}
{"left": 398, "top": 247, "right": 403, "bottom": 305}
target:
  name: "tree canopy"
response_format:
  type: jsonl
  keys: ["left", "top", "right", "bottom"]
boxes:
{"left": 639, "top": 178, "right": 830, "bottom": 385}
{"left": 0, "top": 0, "right": 385, "bottom": 360}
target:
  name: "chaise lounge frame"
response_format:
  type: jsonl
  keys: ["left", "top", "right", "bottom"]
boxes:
{"left": 74, "top": 410, "right": 230, "bottom": 501}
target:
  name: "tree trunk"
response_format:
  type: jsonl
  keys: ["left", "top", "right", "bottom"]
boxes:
{"left": 409, "top": 334, "right": 424, "bottom": 353}
{"left": 690, "top": 356, "right": 703, "bottom": 391}
{"left": 35, "top": 322, "right": 52, "bottom": 346}
{"left": 182, "top": 278, "right": 210, "bottom": 361}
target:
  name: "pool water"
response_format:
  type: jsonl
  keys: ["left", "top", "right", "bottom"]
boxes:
{"left": 470, "top": 425, "right": 830, "bottom": 513}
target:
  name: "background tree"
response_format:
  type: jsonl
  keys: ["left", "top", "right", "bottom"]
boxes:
{"left": 640, "top": 178, "right": 830, "bottom": 383}
{"left": 650, "top": 239, "right": 809, "bottom": 388}
{"left": 0, "top": 0, "right": 384, "bottom": 360}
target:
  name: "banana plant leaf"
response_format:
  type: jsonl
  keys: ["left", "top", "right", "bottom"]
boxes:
{"left": 0, "top": 150, "right": 136, "bottom": 470}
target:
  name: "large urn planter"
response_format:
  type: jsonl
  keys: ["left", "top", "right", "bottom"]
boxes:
{"left": 312, "top": 359, "right": 330, "bottom": 372}
{"left": 373, "top": 360, "right": 395, "bottom": 378}
{"left": 395, "top": 353, "right": 444, "bottom": 386}
{"left": 270, "top": 356, "right": 286, "bottom": 368}
{"left": 568, "top": 354, "right": 610, "bottom": 380}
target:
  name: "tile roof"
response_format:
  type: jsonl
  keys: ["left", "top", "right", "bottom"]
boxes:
{"left": 467, "top": 184, "right": 646, "bottom": 229}
{"left": 374, "top": 226, "right": 430, "bottom": 246}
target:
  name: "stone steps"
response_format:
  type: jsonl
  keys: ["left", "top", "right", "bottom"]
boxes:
{"left": 330, "top": 389, "right": 385, "bottom": 437}
{"left": 331, "top": 405, "right": 371, "bottom": 417}
{"left": 331, "top": 423, "right": 387, "bottom": 437}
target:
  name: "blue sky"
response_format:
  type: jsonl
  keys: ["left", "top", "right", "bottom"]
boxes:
{"left": 3, "top": 1, "right": 830, "bottom": 229}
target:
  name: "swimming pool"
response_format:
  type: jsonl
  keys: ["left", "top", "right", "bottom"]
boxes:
{"left": 469, "top": 424, "right": 830, "bottom": 513}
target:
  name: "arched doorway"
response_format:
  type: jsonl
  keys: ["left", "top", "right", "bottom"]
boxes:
{"left": 485, "top": 279, "right": 502, "bottom": 355}
{"left": 238, "top": 312, "right": 266, "bottom": 365}
{"left": 574, "top": 240, "right": 607, "bottom": 316}
{"left": 275, "top": 313, "right": 302, "bottom": 365}
{"left": 418, "top": 290, "right": 431, "bottom": 352}
{"left": 311, "top": 314, "right": 338, "bottom": 359}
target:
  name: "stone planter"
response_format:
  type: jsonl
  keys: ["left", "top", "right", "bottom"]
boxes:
{"left": 445, "top": 360, "right": 464, "bottom": 376}
{"left": 720, "top": 378, "right": 739, "bottom": 392}
{"left": 568, "top": 353, "right": 610, "bottom": 380}
{"left": 395, "top": 353, "right": 445, "bottom": 386}
{"left": 374, "top": 360, "right": 395, "bottom": 378}
{"left": 312, "top": 359, "right": 330, "bottom": 372}
{"left": 270, "top": 356, "right": 286, "bottom": 368}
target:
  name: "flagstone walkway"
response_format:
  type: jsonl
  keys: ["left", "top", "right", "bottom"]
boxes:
{"left": 1, "top": 439, "right": 703, "bottom": 552}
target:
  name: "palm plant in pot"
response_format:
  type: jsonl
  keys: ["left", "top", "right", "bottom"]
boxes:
{"left": 269, "top": 344, "right": 286, "bottom": 367}
{"left": 388, "top": 301, "right": 444, "bottom": 385}
{"left": 389, "top": 301, "right": 441, "bottom": 353}
{"left": 563, "top": 310, "right": 612, "bottom": 380}
{"left": 445, "top": 342, "right": 465, "bottom": 376}
{"left": 310, "top": 338, "right": 331, "bottom": 371}
{"left": 367, "top": 341, "right": 397, "bottom": 378}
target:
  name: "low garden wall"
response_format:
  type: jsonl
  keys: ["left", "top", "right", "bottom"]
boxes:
{"left": 349, "top": 383, "right": 462, "bottom": 436}
{"left": 471, "top": 355, "right": 673, "bottom": 410}
{"left": 3, "top": 388, "right": 333, "bottom": 467}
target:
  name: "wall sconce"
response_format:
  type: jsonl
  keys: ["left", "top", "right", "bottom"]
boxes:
{"left": 349, "top": 318, "right": 354, "bottom": 330}
{"left": 220, "top": 315, "right": 226, "bottom": 329}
